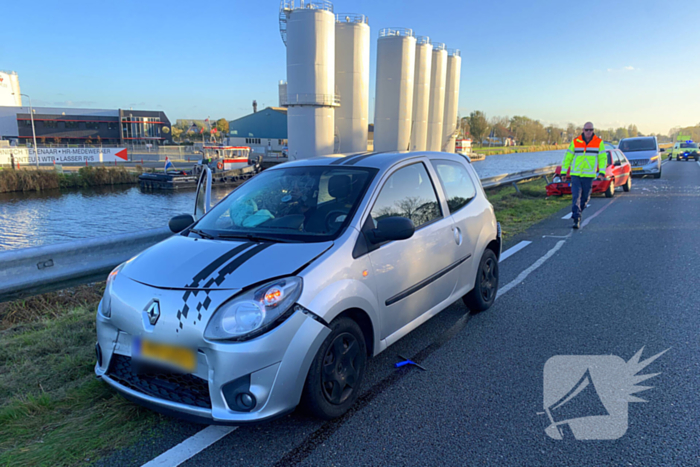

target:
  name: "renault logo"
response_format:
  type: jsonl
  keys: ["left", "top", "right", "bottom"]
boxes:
{"left": 146, "top": 300, "right": 161, "bottom": 325}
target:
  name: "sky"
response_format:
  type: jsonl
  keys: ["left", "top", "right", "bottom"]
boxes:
{"left": 2, "top": 0, "right": 698, "bottom": 135}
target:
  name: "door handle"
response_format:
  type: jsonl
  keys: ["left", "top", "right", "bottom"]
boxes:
{"left": 453, "top": 227, "right": 462, "bottom": 245}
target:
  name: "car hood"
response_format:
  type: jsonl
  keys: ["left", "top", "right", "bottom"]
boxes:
{"left": 620, "top": 149, "right": 657, "bottom": 160}
{"left": 122, "top": 235, "right": 333, "bottom": 290}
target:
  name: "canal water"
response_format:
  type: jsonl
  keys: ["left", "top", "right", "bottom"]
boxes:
{"left": 0, "top": 150, "right": 565, "bottom": 250}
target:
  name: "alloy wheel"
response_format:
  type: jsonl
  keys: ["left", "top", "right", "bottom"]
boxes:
{"left": 480, "top": 257, "right": 498, "bottom": 302}
{"left": 321, "top": 332, "right": 360, "bottom": 405}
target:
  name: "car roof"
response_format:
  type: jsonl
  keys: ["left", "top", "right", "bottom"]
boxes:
{"left": 268, "top": 151, "right": 468, "bottom": 171}
{"left": 620, "top": 136, "right": 656, "bottom": 141}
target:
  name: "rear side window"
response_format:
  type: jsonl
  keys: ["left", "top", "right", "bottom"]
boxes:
{"left": 431, "top": 159, "right": 477, "bottom": 213}
{"left": 370, "top": 163, "right": 442, "bottom": 229}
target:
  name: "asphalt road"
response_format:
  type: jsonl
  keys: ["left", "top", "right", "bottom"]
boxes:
{"left": 97, "top": 160, "right": 700, "bottom": 466}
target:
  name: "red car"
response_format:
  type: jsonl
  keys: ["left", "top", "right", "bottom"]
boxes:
{"left": 546, "top": 148, "right": 632, "bottom": 198}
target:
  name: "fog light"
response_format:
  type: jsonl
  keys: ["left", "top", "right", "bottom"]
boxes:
{"left": 237, "top": 393, "right": 256, "bottom": 410}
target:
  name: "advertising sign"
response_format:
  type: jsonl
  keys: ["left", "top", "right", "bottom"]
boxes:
{"left": 0, "top": 147, "right": 128, "bottom": 165}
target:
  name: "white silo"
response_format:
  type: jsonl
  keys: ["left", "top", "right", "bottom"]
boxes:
{"left": 282, "top": 2, "right": 338, "bottom": 159}
{"left": 426, "top": 43, "right": 447, "bottom": 152}
{"left": 410, "top": 36, "right": 432, "bottom": 151}
{"left": 335, "top": 14, "right": 370, "bottom": 153}
{"left": 278, "top": 80, "right": 287, "bottom": 107}
{"left": 442, "top": 49, "right": 462, "bottom": 153}
{"left": 373, "top": 28, "right": 416, "bottom": 153}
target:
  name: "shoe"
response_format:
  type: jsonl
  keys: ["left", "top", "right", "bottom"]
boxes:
{"left": 572, "top": 219, "right": 580, "bottom": 229}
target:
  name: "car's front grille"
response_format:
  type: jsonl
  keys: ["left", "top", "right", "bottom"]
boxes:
{"left": 107, "top": 354, "right": 212, "bottom": 409}
{"left": 630, "top": 159, "right": 649, "bottom": 166}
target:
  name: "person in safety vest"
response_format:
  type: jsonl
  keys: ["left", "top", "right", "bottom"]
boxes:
{"left": 560, "top": 122, "right": 607, "bottom": 229}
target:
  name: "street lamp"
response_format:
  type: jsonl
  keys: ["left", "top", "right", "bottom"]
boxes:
{"left": 13, "top": 93, "right": 39, "bottom": 168}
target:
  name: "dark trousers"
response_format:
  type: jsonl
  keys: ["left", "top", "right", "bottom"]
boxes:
{"left": 571, "top": 176, "right": 593, "bottom": 222}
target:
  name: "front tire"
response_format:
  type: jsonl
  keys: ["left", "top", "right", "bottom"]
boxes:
{"left": 463, "top": 249, "right": 499, "bottom": 312}
{"left": 605, "top": 179, "right": 615, "bottom": 198}
{"left": 301, "top": 317, "right": 367, "bottom": 420}
{"left": 653, "top": 170, "right": 661, "bottom": 179}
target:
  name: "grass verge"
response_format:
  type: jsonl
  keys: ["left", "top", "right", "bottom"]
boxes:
{"left": 486, "top": 177, "right": 570, "bottom": 241}
{"left": 0, "top": 166, "right": 140, "bottom": 193}
{"left": 0, "top": 288, "right": 161, "bottom": 467}
{"left": 0, "top": 176, "right": 569, "bottom": 466}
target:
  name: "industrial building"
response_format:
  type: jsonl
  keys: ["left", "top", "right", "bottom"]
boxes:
{"left": 227, "top": 107, "right": 288, "bottom": 156}
{"left": 0, "top": 106, "right": 173, "bottom": 146}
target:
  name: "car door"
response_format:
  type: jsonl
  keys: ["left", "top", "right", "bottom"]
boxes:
{"left": 429, "top": 158, "right": 480, "bottom": 294}
{"left": 364, "top": 160, "right": 459, "bottom": 342}
{"left": 614, "top": 150, "right": 629, "bottom": 186}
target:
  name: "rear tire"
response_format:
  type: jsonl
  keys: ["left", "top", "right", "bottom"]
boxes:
{"left": 605, "top": 180, "right": 615, "bottom": 198}
{"left": 623, "top": 175, "right": 631, "bottom": 192}
{"left": 301, "top": 317, "right": 367, "bottom": 420}
{"left": 463, "top": 249, "right": 499, "bottom": 313}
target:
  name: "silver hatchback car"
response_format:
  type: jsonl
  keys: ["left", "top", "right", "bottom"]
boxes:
{"left": 95, "top": 151, "right": 501, "bottom": 423}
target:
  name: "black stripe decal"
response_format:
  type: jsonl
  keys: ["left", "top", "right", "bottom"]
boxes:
{"left": 330, "top": 152, "right": 369, "bottom": 165}
{"left": 187, "top": 242, "right": 255, "bottom": 288}
{"left": 385, "top": 255, "right": 471, "bottom": 306}
{"left": 343, "top": 152, "right": 385, "bottom": 166}
{"left": 212, "top": 243, "right": 275, "bottom": 285}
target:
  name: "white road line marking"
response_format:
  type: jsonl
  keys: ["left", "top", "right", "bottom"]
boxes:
{"left": 561, "top": 204, "right": 588, "bottom": 220}
{"left": 497, "top": 240, "right": 566, "bottom": 299}
{"left": 697, "top": 161, "right": 700, "bottom": 169}
{"left": 141, "top": 426, "right": 238, "bottom": 467}
{"left": 499, "top": 241, "right": 531, "bottom": 262}
{"left": 580, "top": 198, "right": 616, "bottom": 229}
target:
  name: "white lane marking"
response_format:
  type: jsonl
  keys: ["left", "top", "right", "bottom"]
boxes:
{"left": 561, "top": 204, "right": 588, "bottom": 220}
{"left": 581, "top": 198, "right": 616, "bottom": 229}
{"left": 497, "top": 240, "right": 567, "bottom": 299}
{"left": 499, "top": 241, "right": 531, "bottom": 262}
{"left": 697, "top": 161, "right": 700, "bottom": 169}
{"left": 141, "top": 426, "right": 238, "bottom": 467}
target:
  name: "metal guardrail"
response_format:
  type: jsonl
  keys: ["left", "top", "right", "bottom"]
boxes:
{"left": 0, "top": 227, "right": 172, "bottom": 303}
{"left": 480, "top": 165, "right": 558, "bottom": 190}
{"left": 0, "top": 164, "right": 558, "bottom": 303}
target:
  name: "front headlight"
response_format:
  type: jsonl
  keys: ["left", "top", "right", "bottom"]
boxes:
{"left": 650, "top": 155, "right": 659, "bottom": 162}
{"left": 100, "top": 262, "right": 126, "bottom": 318}
{"left": 552, "top": 176, "right": 562, "bottom": 183}
{"left": 204, "top": 277, "right": 303, "bottom": 341}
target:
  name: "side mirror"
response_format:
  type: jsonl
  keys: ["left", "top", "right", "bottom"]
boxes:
{"left": 660, "top": 148, "right": 665, "bottom": 152}
{"left": 367, "top": 217, "right": 415, "bottom": 244}
{"left": 169, "top": 214, "right": 195, "bottom": 233}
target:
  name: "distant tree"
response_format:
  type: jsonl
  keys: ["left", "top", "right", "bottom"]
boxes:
{"left": 171, "top": 127, "right": 183, "bottom": 141}
{"left": 468, "top": 111, "right": 489, "bottom": 146}
{"left": 96, "top": 135, "right": 102, "bottom": 146}
{"left": 627, "top": 124, "right": 639, "bottom": 138}
{"left": 216, "top": 118, "right": 229, "bottom": 135}
{"left": 162, "top": 126, "right": 170, "bottom": 134}
{"left": 490, "top": 116, "right": 510, "bottom": 145}
{"left": 615, "top": 127, "right": 629, "bottom": 141}
{"left": 53, "top": 137, "right": 61, "bottom": 145}
{"left": 40, "top": 136, "right": 46, "bottom": 146}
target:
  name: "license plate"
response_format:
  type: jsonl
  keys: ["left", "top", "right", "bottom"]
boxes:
{"left": 632, "top": 167, "right": 643, "bottom": 171}
{"left": 133, "top": 338, "right": 196, "bottom": 372}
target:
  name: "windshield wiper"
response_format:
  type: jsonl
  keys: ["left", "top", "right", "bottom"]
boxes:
{"left": 189, "top": 228, "right": 215, "bottom": 239}
{"left": 217, "top": 233, "right": 298, "bottom": 243}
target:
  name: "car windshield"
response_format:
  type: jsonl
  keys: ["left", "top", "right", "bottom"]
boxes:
{"left": 680, "top": 143, "right": 698, "bottom": 149}
{"left": 618, "top": 138, "right": 656, "bottom": 152}
{"left": 194, "top": 165, "right": 377, "bottom": 242}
